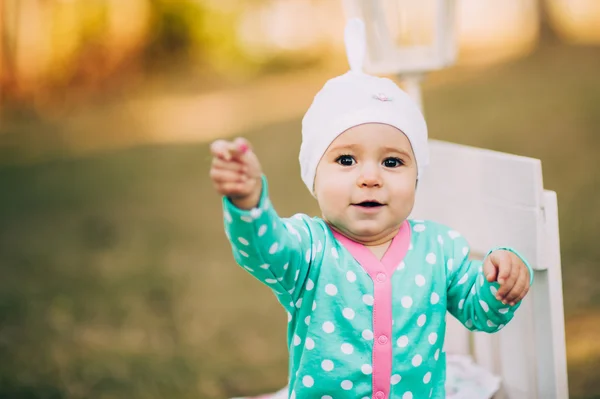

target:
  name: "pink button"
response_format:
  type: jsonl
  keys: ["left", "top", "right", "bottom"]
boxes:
{"left": 376, "top": 273, "right": 386, "bottom": 282}
{"left": 375, "top": 391, "right": 385, "bottom": 399}
{"left": 378, "top": 335, "right": 388, "bottom": 345}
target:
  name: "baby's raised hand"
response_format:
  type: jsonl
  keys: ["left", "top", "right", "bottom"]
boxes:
{"left": 210, "top": 137, "right": 263, "bottom": 209}
{"left": 482, "top": 250, "right": 531, "bottom": 306}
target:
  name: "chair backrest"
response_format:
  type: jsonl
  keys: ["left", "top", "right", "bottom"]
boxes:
{"left": 410, "top": 140, "right": 569, "bottom": 399}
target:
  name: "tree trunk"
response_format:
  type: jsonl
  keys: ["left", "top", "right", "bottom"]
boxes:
{"left": 538, "top": 0, "right": 558, "bottom": 44}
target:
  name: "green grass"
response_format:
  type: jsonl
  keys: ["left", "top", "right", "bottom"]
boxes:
{"left": 1, "top": 42, "right": 600, "bottom": 398}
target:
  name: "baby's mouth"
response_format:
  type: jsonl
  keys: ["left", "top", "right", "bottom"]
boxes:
{"left": 353, "top": 201, "right": 384, "bottom": 208}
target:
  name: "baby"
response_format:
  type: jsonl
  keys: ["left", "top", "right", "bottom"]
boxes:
{"left": 209, "top": 19, "right": 532, "bottom": 399}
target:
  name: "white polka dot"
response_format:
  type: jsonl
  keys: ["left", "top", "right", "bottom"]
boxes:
{"left": 321, "top": 359, "right": 334, "bottom": 371}
{"left": 306, "top": 279, "right": 314, "bottom": 291}
{"left": 426, "top": 253, "right": 437, "bottom": 264}
{"left": 341, "top": 380, "right": 353, "bottom": 390}
{"left": 317, "top": 241, "right": 323, "bottom": 252}
{"left": 257, "top": 225, "right": 267, "bottom": 237}
{"left": 293, "top": 335, "right": 301, "bottom": 346}
{"left": 413, "top": 224, "right": 426, "bottom": 232}
{"left": 431, "top": 292, "right": 440, "bottom": 304}
{"left": 458, "top": 299, "right": 465, "bottom": 309}
{"left": 295, "top": 298, "right": 302, "bottom": 308}
{"left": 415, "top": 274, "right": 426, "bottom": 286}
{"left": 239, "top": 250, "right": 249, "bottom": 258}
{"left": 397, "top": 261, "right": 405, "bottom": 270}
{"left": 331, "top": 248, "right": 339, "bottom": 259}
{"left": 287, "top": 312, "right": 292, "bottom": 321}
{"left": 423, "top": 372, "right": 432, "bottom": 384}
{"left": 312, "top": 301, "right": 317, "bottom": 311}
{"left": 302, "top": 376, "right": 314, "bottom": 388}
{"left": 403, "top": 392, "right": 413, "bottom": 399}
{"left": 323, "top": 322, "right": 335, "bottom": 333}
{"left": 237, "top": 237, "right": 249, "bottom": 246}
{"left": 265, "top": 278, "right": 277, "bottom": 284}
{"left": 490, "top": 285, "right": 498, "bottom": 296}
{"left": 305, "top": 337, "right": 315, "bottom": 350}
{"left": 305, "top": 250, "right": 311, "bottom": 263}
{"left": 325, "top": 284, "right": 338, "bottom": 296}
{"left": 434, "top": 349, "right": 440, "bottom": 360}
{"left": 362, "top": 294, "right": 374, "bottom": 306}
{"left": 362, "top": 329, "right": 374, "bottom": 340}
{"left": 437, "top": 235, "right": 444, "bottom": 245}
{"left": 417, "top": 314, "right": 427, "bottom": 327}
{"left": 290, "top": 390, "right": 295, "bottom": 399}
{"left": 342, "top": 308, "right": 355, "bottom": 320}
{"left": 479, "top": 274, "right": 485, "bottom": 287}
{"left": 498, "top": 324, "right": 505, "bottom": 330}
{"left": 391, "top": 374, "right": 401, "bottom": 385}
{"left": 479, "top": 300, "right": 490, "bottom": 312}
{"left": 259, "top": 263, "right": 270, "bottom": 269}
{"left": 224, "top": 211, "right": 232, "bottom": 223}
{"left": 250, "top": 208, "right": 262, "bottom": 219}
{"left": 397, "top": 335, "right": 409, "bottom": 348}
{"left": 429, "top": 332, "right": 438, "bottom": 345}
{"left": 465, "top": 319, "right": 474, "bottom": 328}
{"left": 462, "top": 247, "right": 469, "bottom": 256}
{"left": 305, "top": 316, "right": 311, "bottom": 325}
{"left": 401, "top": 296, "right": 413, "bottom": 308}
{"left": 412, "top": 354, "right": 422, "bottom": 367}
{"left": 283, "top": 263, "right": 289, "bottom": 270}
{"left": 322, "top": 396, "right": 332, "bottom": 399}
{"left": 341, "top": 343, "right": 354, "bottom": 354}
{"left": 361, "top": 364, "right": 372, "bottom": 375}
{"left": 269, "top": 243, "right": 278, "bottom": 254}
{"left": 458, "top": 273, "right": 468, "bottom": 285}
{"left": 346, "top": 271, "right": 357, "bottom": 282}
{"left": 499, "top": 308, "right": 509, "bottom": 314}
{"left": 487, "top": 320, "right": 497, "bottom": 328}
{"left": 448, "top": 230, "right": 461, "bottom": 239}
{"left": 409, "top": 243, "right": 413, "bottom": 250}
{"left": 471, "top": 286, "right": 476, "bottom": 295}
{"left": 447, "top": 259, "right": 454, "bottom": 270}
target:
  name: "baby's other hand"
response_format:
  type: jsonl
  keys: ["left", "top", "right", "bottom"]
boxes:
{"left": 210, "top": 137, "right": 263, "bottom": 209}
{"left": 482, "top": 250, "right": 530, "bottom": 306}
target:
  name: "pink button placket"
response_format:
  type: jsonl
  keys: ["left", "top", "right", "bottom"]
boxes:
{"left": 332, "top": 221, "right": 411, "bottom": 399}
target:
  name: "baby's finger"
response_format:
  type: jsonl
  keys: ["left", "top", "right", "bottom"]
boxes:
{"left": 210, "top": 140, "right": 235, "bottom": 161}
{"left": 493, "top": 251, "right": 512, "bottom": 284}
{"left": 482, "top": 258, "right": 497, "bottom": 282}
{"left": 496, "top": 261, "right": 519, "bottom": 301}
{"left": 504, "top": 268, "right": 528, "bottom": 305}
{"left": 212, "top": 157, "right": 247, "bottom": 173}
{"left": 231, "top": 137, "right": 251, "bottom": 157}
{"left": 213, "top": 180, "right": 248, "bottom": 197}
{"left": 209, "top": 168, "right": 247, "bottom": 184}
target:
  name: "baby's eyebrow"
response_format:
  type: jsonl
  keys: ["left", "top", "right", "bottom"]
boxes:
{"left": 381, "top": 146, "right": 413, "bottom": 159}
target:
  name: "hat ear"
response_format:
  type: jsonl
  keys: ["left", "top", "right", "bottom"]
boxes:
{"left": 344, "top": 18, "right": 366, "bottom": 73}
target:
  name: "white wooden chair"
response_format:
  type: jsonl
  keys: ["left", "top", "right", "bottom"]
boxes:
{"left": 410, "top": 140, "right": 569, "bottom": 399}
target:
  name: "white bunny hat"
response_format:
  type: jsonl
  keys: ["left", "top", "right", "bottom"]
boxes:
{"left": 299, "top": 18, "right": 429, "bottom": 195}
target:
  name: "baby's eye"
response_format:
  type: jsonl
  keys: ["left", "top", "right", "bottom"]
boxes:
{"left": 383, "top": 157, "right": 404, "bottom": 168}
{"left": 336, "top": 155, "right": 356, "bottom": 166}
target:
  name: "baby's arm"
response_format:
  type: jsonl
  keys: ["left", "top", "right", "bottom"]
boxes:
{"left": 210, "top": 138, "right": 314, "bottom": 313}
{"left": 444, "top": 230, "right": 534, "bottom": 333}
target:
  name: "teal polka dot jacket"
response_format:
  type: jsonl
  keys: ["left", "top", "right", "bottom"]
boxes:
{"left": 222, "top": 178, "right": 533, "bottom": 399}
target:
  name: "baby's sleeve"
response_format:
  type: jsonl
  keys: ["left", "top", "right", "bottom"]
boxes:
{"left": 222, "top": 176, "right": 317, "bottom": 313}
{"left": 444, "top": 229, "right": 534, "bottom": 333}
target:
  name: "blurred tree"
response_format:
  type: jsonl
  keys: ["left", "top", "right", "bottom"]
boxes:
{"left": 538, "top": 0, "right": 558, "bottom": 43}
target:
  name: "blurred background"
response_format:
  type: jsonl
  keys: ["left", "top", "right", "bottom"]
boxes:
{"left": 1, "top": 0, "right": 599, "bottom": 398}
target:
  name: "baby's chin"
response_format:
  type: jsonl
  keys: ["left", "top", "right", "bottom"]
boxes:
{"left": 337, "top": 221, "right": 398, "bottom": 244}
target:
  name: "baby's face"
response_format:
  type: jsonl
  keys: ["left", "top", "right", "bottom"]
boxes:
{"left": 314, "top": 123, "right": 417, "bottom": 245}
